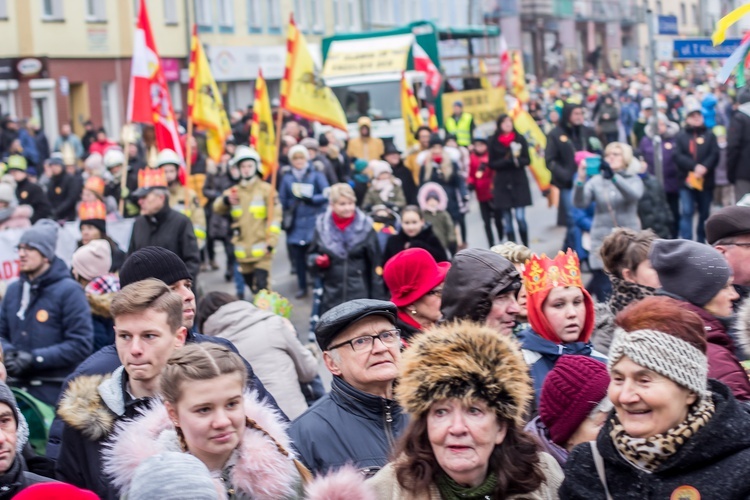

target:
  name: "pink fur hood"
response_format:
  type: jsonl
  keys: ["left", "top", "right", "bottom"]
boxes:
{"left": 102, "top": 391, "right": 375, "bottom": 500}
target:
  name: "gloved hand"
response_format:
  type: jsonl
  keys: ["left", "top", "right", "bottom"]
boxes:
{"left": 600, "top": 161, "right": 614, "bottom": 180}
{"left": 5, "top": 350, "right": 33, "bottom": 377}
{"left": 315, "top": 254, "right": 331, "bottom": 269}
{"left": 467, "top": 183, "right": 476, "bottom": 192}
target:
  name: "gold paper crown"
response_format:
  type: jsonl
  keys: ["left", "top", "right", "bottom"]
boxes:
{"left": 523, "top": 249, "right": 583, "bottom": 296}
{"left": 78, "top": 200, "right": 106, "bottom": 221}
{"left": 84, "top": 176, "right": 105, "bottom": 197}
{"left": 61, "top": 142, "right": 77, "bottom": 166}
{"left": 137, "top": 166, "right": 168, "bottom": 190}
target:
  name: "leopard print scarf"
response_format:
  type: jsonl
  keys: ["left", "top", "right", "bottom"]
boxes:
{"left": 610, "top": 396, "right": 715, "bottom": 472}
{"left": 608, "top": 276, "right": 656, "bottom": 315}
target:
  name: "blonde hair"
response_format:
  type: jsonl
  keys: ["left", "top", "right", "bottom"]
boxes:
{"left": 329, "top": 183, "right": 356, "bottom": 203}
{"left": 604, "top": 142, "right": 633, "bottom": 167}
{"left": 160, "top": 343, "right": 247, "bottom": 405}
{"left": 491, "top": 242, "right": 532, "bottom": 265}
{"left": 111, "top": 278, "right": 183, "bottom": 333}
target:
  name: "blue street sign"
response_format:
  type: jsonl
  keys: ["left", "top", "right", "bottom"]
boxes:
{"left": 658, "top": 15, "right": 679, "bottom": 35}
{"left": 673, "top": 38, "right": 741, "bottom": 59}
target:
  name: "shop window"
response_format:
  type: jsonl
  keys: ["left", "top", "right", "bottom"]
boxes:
{"left": 164, "top": 0, "right": 178, "bottom": 25}
{"left": 42, "top": 0, "right": 64, "bottom": 21}
{"left": 248, "top": 0, "right": 262, "bottom": 32}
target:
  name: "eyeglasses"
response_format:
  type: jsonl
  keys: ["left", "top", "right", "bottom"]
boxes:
{"left": 328, "top": 329, "right": 402, "bottom": 352}
{"left": 426, "top": 288, "right": 443, "bottom": 297}
{"left": 724, "top": 243, "right": 750, "bottom": 248}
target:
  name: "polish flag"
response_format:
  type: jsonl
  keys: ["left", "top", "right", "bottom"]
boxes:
{"left": 499, "top": 35, "right": 511, "bottom": 87}
{"left": 127, "top": 0, "right": 184, "bottom": 161}
{"left": 413, "top": 43, "right": 442, "bottom": 96}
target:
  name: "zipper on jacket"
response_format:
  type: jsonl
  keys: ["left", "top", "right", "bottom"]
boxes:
{"left": 343, "top": 257, "right": 348, "bottom": 302}
{"left": 383, "top": 401, "right": 394, "bottom": 447}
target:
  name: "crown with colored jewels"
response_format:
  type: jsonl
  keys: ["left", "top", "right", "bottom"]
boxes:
{"left": 78, "top": 200, "right": 107, "bottom": 221}
{"left": 137, "top": 165, "right": 168, "bottom": 190}
{"left": 523, "top": 249, "right": 583, "bottom": 296}
{"left": 84, "top": 176, "right": 105, "bottom": 197}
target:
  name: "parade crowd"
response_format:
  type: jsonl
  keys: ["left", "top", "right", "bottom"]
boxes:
{"left": 0, "top": 64, "right": 750, "bottom": 499}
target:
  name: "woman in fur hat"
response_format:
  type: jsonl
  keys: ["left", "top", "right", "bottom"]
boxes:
{"left": 369, "top": 321, "right": 564, "bottom": 499}
{"left": 103, "top": 343, "right": 374, "bottom": 500}
{"left": 561, "top": 296, "right": 750, "bottom": 499}
{"left": 519, "top": 250, "right": 606, "bottom": 405}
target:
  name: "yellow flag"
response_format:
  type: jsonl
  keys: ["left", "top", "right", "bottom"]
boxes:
{"left": 187, "top": 25, "right": 231, "bottom": 162}
{"left": 713, "top": 3, "right": 750, "bottom": 45}
{"left": 510, "top": 51, "right": 530, "bottom": 104}
{"left": 281, "top": 16, "right": 347, "bottom": 130}
{"left": 479, "top": 59, "right": 490, "bottom": 89}
{"left": 401, "top": 74, "right": 423, "bottom": 148}
{"left": 250, "top": 70, "right": 276, "bottom": 178}
{"left": 510, "top": 104, "right": 550, "bottom": 192}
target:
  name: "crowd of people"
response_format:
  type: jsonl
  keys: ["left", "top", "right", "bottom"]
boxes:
{"left": 0, "top": 63, "right": 748, "bottom": 499}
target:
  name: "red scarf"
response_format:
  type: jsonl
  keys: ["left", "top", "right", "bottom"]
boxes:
{"left": 332, "top": 212, "right": 355, "bottom": 231}
{"left": 498, "top": 132, "right": 515, "bottom": 147}
{"left": 397, "top": 310, "right": 423, "bottom": 330}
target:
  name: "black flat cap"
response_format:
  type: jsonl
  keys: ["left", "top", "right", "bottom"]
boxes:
{"left": 706, "top": 206, "right": 750, "bottom": 245}
{"left": 315, "top": 299, "right": 397, "bottom": 350}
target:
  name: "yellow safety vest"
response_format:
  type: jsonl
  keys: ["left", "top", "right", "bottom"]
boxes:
{"left": 445, "top": 113, "right": 473, "bottom": 146}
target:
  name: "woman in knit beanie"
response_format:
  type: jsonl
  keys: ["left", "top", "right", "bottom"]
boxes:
{"left": 369, "top": 321, "right": 563, "bottom": 499}
{"left": 518, "top": 250, "right": 606, "bottom": 404}
{"left": 562, "top": 296, "right": 750, "bottom": 499}
{"left": 649, "top": 238, "right": 750, "bottom": 401}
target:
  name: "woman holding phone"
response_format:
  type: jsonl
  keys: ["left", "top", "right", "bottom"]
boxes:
{"left": 573, "top": 142, "right": 644, "bottom": 301}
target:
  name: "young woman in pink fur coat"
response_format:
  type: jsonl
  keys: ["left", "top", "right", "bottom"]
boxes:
{"left": 102, "top": 343, "right": 374, "bottom": 500}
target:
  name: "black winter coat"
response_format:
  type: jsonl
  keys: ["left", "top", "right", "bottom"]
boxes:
{"left": 545, "top": 104, "right": 600, "bottom": 189}
{"left": 15, "top": 177, "right": 52, "bottom": 223}
{"left": 560, "top": 380, "right": 750, "bottom": 499}
{"left": 289, "top": 376, "right": 408, "bottom": 476}
{"left": 488, "top": 131, "right": 533, "bottom": 209}
{"left": 383, "top": 224, "right": 448, "bottom": 265}
{"left": 391, "top": 162, "right": 418, "bottom": 206}
{"left": 307, "top": 209, "right": 386, "bottom": 314}
{"left": 47, "top": 172, "right": 79, "bottom": 221}
{"left": 673, "top": 124, "right": 720, "bottom": 190}
{"left": 637, "top": 173, "right": 674, "bottom": 239}
{"left": 203, "top": 168, "right": 234, "bottom": 240}
{"left": 127, "top": 204, "right": 201, "bottom": 281}
{"left": 727, "top": 108, "right": 750, "bottom": 183}
{"left": 0, "top": 456, "right": 52, "bottom": 499}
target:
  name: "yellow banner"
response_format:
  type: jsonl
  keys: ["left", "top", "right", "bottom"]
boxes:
{"left": 250, "top": 72, "right": 276, "bottom": 178}
{"left": 441, "top": 88, "right": 506, "bottom": 126}
{"left": 188, "top": 28, "right": 231, "bottom": 162}
{"left": 401, "top": 75, "right": 423, "bottom": 149}
{"left": 281, "top": 18, "right": 347, "bottom": 130}
{"left": 323, "top": 35, "right": 412, "bottom": 78}
{"left": 511, "top": 106, "right": 551, "bottom": 192}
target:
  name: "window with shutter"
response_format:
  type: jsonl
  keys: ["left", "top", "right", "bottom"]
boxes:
{"left": 164, "top": 0, "right": 178, "bottom": 25}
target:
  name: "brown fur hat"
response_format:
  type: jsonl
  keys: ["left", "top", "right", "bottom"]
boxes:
{"left": 396, "top": 321, "right": 532, "bottom": 426}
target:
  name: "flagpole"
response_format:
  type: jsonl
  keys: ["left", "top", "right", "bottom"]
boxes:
{"left": 184, "top": 117, "right": 193, "bottom": 209}
{"left": 266, "top": 96, "right": 284, "bottom": 241}
{"left": 119, "top": 123, "right": 134, "bottom": 216}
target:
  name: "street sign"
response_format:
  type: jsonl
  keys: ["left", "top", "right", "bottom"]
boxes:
{"left": 673, "top": 38, "right": 741, "bottom": 59}
{"left": 657, "top": 15, "right": 679, "bottom": 35}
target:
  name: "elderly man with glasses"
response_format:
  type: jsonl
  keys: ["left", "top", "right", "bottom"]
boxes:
{"left": 707, "top": 205, "right": 750, "bottom": 310}
{"left": 289, "top": 299, "right": 408, "bottom": 477}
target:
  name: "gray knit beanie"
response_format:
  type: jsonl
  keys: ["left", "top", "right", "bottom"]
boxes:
{"left": 19, "top": 219, "right": 59, "bottom": 261}
{"left": 127, "top": 452, "right": 221, "bottom": 499}
{"left": 649, "top": 239, "right": 732, "bottom": 306}
{"left": 0, "top": 381, "right": 29, "bottom": 453}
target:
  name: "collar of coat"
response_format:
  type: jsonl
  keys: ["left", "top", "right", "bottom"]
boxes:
{"left": 103, "top": 391, "right": 302, "bottom": 500}
{"left": 329, "top": 376, "right": 402, "bottom": 422}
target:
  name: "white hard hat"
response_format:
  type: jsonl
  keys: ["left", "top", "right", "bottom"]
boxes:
{"left": 156, "top": 149, "right": 181, "bottom": 168}
{"left": 231, "top": 145, "right": 261, "bottom": 166}
{"left": 103, "top": 148, "right": 125, "bottom": 169}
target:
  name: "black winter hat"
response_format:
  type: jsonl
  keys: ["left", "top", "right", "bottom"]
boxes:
{"left": 705, "top": 205, "right": 750, "bottom": 245}
{"left": 315, "top": 299, "right": 396, "bottom": 351}
{"left": 428, "top": 133, "right": 443, "bottom": 148}
{"left": 318, "top": 134, "right": 330, "bottom": 147}
{"left": 119, "top": 246, "right": 192, "bottom": 288}
{"left": 80, "top": 218, "right": 106, "bottom": 236}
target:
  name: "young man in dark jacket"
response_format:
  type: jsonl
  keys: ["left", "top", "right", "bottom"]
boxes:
{"left": 727, "top": 88, "right": 750, "bottom": 201}
{"left": 673, "top": 106, "right": 720, "bottom": 242}
{"left": 6, "top": 154, "right": 53, "bottom": 223}
{"left": 545, "top": 103, "right": 601, "bottom": 249}
{"left": 289, "top": 299, "right": 408, "bottom": 477}
{"left": 46, "top": 157, "right": 79, "bottom": 222}
{"left": 0, "top": 220, "right": 94, "bottom": 406}
{"left": 383, "top": 143, "right": 418, "bottom": 206}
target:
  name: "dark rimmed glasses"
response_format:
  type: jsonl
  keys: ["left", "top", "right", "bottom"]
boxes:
{"left": 328, "top": 329, "right": 402, "bottom": 352}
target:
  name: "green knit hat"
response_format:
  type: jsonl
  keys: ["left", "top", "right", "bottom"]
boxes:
{"left": 7, "top": 155, "right": 27, "bottom": 172}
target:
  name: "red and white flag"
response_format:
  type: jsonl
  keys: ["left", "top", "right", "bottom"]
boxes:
{"left": 412, "top": 43, "right": 442, "bottom": 96}
{"left": 499, "top": 35, "right": 511, "bottom": 87}
{"left": 127, "top": 0, "right": 184, "bottom": 161}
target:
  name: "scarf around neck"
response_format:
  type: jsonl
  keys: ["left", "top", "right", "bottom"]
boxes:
{"left": 497, "top": 132, "right": 515, "bottom": 147}
{"left": 608, "top": 275, "right": 656, "bottom": 315}
{"left": 435, "top": 471, "right": 497, "bottom": 500}
{"left": 610, "top": 396, "right": 715, "bottom": 472}
{"left": 332, "top": 212, "right": 355, "bottom": 231}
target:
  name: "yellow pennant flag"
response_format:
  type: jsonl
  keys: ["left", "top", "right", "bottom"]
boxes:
{"left": 510, "top": 103, "right": 551, "bottom": 192}
{"left": 281, "top": 16, "right": 347, "bottom": 130}
{"left": 250, "top": 70, "right": 276, "bottom": 178}
{"left": 401, "top": 73, "right": 423, "bottom": 148}
{"left": 479, "top": 59, "right": 490, "bottom": 89}
{"left": 713, "top": 3, "right": 750, "bottom": 45}
{"left": 187, "top": 25, "right": 231, "bottom": 162}
{"left": 510, "top": 51, "right": 530, "bottom": 104}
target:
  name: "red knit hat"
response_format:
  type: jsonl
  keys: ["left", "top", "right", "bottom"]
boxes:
{"left": 15, "top": 483, "right": 99, "bottom": 499}
{"left": 539, "top": 355, "right": 610, "bottom": 446}
{"left": 383, "top": 248, "right": 450, "bottom": 307}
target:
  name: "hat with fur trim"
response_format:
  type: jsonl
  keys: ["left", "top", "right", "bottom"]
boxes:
{"left": 396, "top": 321, "right": 532, "bottom": 426}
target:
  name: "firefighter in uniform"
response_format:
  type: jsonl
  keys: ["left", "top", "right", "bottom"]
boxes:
{"left": 157, "top": 149, "right": 207, "bottom": 250}
{"left": 213, "top": 146, "right": 281, "bottom": 294}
